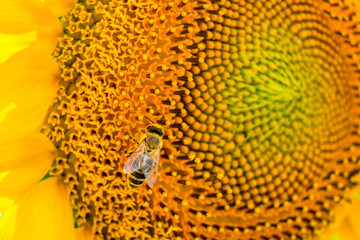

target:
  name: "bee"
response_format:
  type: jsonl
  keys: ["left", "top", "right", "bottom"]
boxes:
{"left": 123, "top": 123, "right": 164, "bottom": 188}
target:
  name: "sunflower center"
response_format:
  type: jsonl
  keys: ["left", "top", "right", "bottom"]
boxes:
{"left": 42, "top": 0, "right": 360, "bottom": 239}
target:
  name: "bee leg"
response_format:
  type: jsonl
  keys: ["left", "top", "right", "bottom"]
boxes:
{"left": 129, "top": 136, "right": 139, "bottom": 145}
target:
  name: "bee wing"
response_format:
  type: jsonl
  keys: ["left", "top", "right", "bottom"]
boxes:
{"left": 123, "top": 140, "right": 146, "bottom": 174}
{"left": 145, "top": 147, "right": 160, "bottom": 188}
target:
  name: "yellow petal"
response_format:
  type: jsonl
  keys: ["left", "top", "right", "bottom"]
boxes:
{"left": 0, "top": 31, "right": 37, "bottom": 63}
{"left": 44, "top": 0, "right": 77, "bottom": 17}
{"left": 0, "top": 177, "right": 76, "bottom": 240}
{"left": 0, "top": 133, "right": 55, "bottom": 196}
{"left": 0, "top": 0, "right": 61, "bottom": 56}
{"left": 344, "top": 197, "right": 360, "bottom": 239}
{"left": 0, "top": 196, "right": 14, "bottom": 216}
{"left": 75, "top": 222, "right": 93, "bottom": 240}
{"left": 0, "top": 0, "right": 40, "bottom": 34}
{"left": 0, "top": 44, "right": 59, "bottom": 145}
{"left": 0, "top": 0, "right": 58, "bottom": 34}
{"left": 327, "top": 218, "right": 359, "bottom": 240}
{"left": 321, "top": 195, "right": 360, "bottom": 240}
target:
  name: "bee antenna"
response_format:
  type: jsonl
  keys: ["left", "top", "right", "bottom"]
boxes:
{"left": 144, "top": 116, "right": 155, "bottom": 124}
{"left": 143, "top": 116, "right": 168, "bottom": 129}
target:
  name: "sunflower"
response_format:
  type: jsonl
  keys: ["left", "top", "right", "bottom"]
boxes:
{"left": 1, "top": 0, "right": 360, "bottom": 239}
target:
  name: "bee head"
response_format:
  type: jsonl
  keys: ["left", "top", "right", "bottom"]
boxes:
{"left": 146, "top": 125, "right": 164, "bottom": 136}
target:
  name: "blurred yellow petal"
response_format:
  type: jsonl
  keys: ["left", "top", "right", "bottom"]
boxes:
{"left": 75, "top": 223, "right": 93, "bottom": 240}
{"left": 0, "top": 0, "right": 40, "bottom": 34}
{"left": 0, "top": 133, "right": 55, "bottom": 196}
{"left": 321, "top": 194, "right": 360, "bottom": 240}
{"left": 0, "top": 177, "right": 76, "bottom": 240}
{"left": 0, "top": 0, "right": 61, "bottom": 56}
{"left": 0, "top": 197, "right": 14, "bottom": 216}
{"left": 44, "top": 0, "right": 77, "bottom": 17}
{"left": 0, "top": 133, "right": 54, "bottom": 168}
{"left": 0, "top": 32, "right": 37, "bottom": 63}
{"left": 0, "top": 44, "right": 59, "bottom": 145}
{"left": 327, "top": 218, "right": 359, "bottom": 240}
{"left": 0, "top": 0, "right": 59, "bottom": 34}
{"left": 343, "top": 198, "right": 360, "bottom": 239}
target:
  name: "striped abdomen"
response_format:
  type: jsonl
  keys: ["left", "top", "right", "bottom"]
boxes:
{"left": 127, "top": 169, "right": 146, "bottom": 188}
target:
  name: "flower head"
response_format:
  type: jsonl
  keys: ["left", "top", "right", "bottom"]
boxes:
{"left": 1, "top": 0, "right": 360, "bottom": 239}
